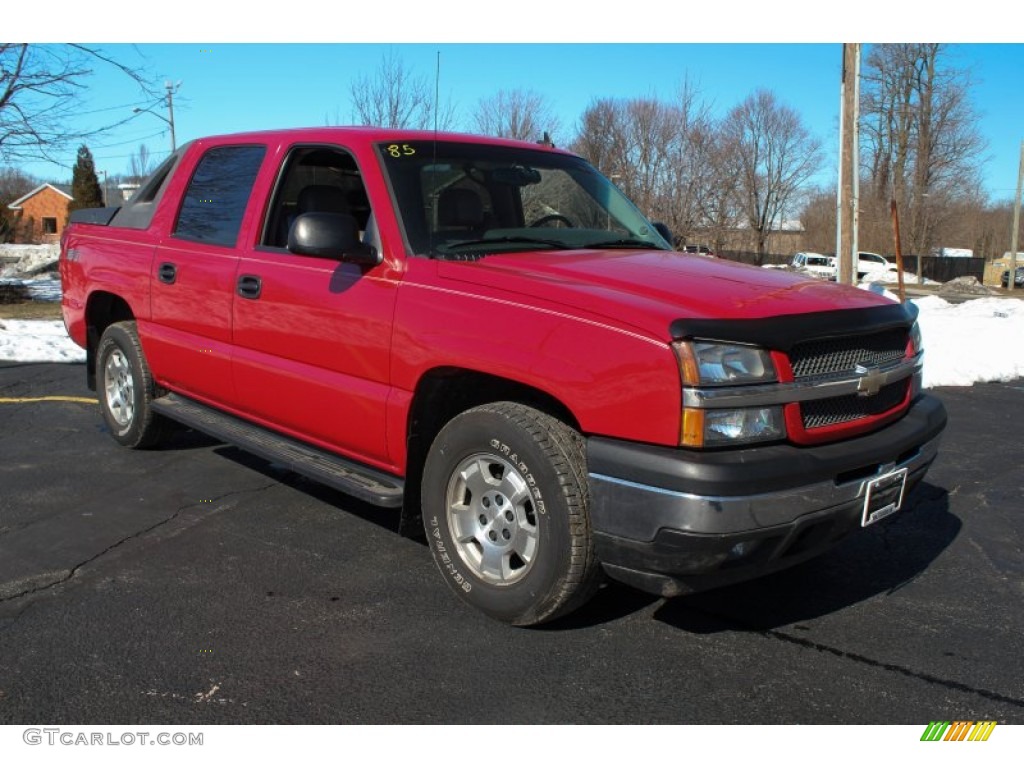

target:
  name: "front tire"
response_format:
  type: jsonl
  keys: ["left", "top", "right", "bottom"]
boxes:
{"left": 96, "top": 321, "right": 168, "bottom": 448}
{"left": 422, "top": 402, "right": 601, "bottom": 625}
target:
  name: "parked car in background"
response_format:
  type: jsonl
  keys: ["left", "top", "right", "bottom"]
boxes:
{"left": 856, "top": 252, "right": 897, "bottom": 280}
{"left": 683, "top": 245, "right": 715, "bottom": 258}
{"left": 1002, "top": 266, "right": 1024, "bottom": 288}
{"left": 791, "top": 251, "right": 837, "bottom": 280}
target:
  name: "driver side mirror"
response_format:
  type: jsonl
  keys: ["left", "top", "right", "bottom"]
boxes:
{"left": 288, "top": 212, "right": 381, "bottom": 267}
{"left": 652, "top": 222, "right": 674, "bottom": 247}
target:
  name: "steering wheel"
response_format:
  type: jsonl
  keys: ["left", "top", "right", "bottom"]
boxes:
{"left": 530, "top": 214, "right": 575, "bottom": 228}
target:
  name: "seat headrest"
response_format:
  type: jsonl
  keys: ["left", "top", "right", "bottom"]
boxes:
{"left": 297, "top": 185, "right": 349, "bottom": 214}
{"left": 438, "top": 188, "right": 485, "bottom": 228}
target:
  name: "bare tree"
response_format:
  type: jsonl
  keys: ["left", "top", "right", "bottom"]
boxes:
{"left": 797, "top": 187, "right": 838, "bottom": 254}
{"left": 128, "top": 143, "right": 153, "bottom": 183}
{"left": 660, "top": 82, "right": 716, "bottom": 247}
{"left": 0, "top": 166, "right": 37, "bottom": 241}
{"left": 348, "top": 52, "right": 455, "bottom": 130}
{"left": 0, "top": 44, "right": 153, "bottom": 165}
{"left": 719, "top": 89, "right": 823, "bottom": 261}
{"left": 570, "top": 98, "right": 626, "bottom": 176}
{"left": 860, "top": 44, "right": 986, "bottom": 255}
{"left": 473, "top": 88, "right": 561, "bottom": 143}
{"left": 571, "top": 83, "right": 713, "bottom": 244}
{"left": 699, "top": 129, "right": 746, "bottom": 255}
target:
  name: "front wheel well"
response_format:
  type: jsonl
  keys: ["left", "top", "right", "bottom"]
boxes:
{"left": 400, "top": 368, "right": 580, "bottom": 540}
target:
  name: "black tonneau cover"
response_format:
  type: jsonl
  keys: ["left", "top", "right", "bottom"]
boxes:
{"left": 68, "top": 206, "right": 121, "bottom": 226}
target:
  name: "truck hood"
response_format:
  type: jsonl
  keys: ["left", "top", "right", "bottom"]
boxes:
{"left": 435, "top": 249, "right": 894, "bottom": 341}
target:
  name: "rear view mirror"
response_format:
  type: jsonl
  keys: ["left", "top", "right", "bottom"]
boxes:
{"left": 489, "top": 165, "right": 542, "bottom": 186}
{"left": 288, "top": 212, "right": 381, "bottom": 267}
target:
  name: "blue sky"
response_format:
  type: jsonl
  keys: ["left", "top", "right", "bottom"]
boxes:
{"left": 9, "top": 6, "right": 1024, "bottom": 204}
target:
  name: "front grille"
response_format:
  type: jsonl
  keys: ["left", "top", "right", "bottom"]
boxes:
{"left": 801, "top": 381, "right": 908, "bottom": 429}
{"left": 789, "top": 329, "right": 908, "bottom": 380}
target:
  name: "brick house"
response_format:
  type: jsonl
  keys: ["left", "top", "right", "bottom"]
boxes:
{"left": 6, "top": 183, "right": 74, "bottom": 244}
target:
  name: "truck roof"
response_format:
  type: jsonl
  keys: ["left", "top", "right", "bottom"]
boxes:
{"left": 188, "top": 126, "right": 575, "bottom": 155}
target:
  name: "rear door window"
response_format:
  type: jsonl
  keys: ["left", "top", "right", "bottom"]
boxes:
{"left": 174, "top": 145, "right": 266, "bottom": 247}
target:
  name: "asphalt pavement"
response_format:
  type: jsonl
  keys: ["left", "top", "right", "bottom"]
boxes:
{"left": 0, "top": 362, "right": 1022, "bottom": 724}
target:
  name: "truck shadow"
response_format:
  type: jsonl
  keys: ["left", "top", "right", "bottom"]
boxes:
{"left": 144, "top": 428, "right": 402, "bottom": 530}
{"left": 210, "top": 443, "right": 402, "bottom": 532}
{"left": 652, "top": 482, "right": 956, "bottom": 633}
{"left": 545, "top": 482, "right": 956, "bottom": 632}
{"left": 186, "top": 434, "right": 958, "bottom": 634}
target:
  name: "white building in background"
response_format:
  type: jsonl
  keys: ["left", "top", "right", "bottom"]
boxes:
{"left": 117, "top": 183, "right": 141, "bottom": 201}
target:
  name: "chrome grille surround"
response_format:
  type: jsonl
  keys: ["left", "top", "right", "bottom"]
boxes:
{"left": 789, "top": 329, "right": 911, "bottom": 431}
{"left": 789, "top": 328, "right": 909, "bottom": 380}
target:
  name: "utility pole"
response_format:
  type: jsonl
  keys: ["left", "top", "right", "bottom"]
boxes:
{"left": 165, "top": 81, "right": 178, "bottom": 152}
{"left": 1009, "top": 140, "right": 1024, "bottom": 295}
{"left": 132, "top": 80, "right": 180, "bottom": 153}
{"left": 836, "top": 44, "right": 860, "bottom": 286}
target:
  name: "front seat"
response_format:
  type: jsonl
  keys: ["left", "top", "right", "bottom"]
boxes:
{"left": 437, "top": 188, "right": 485, "bottom": 235}
{"left": 297, "top": 185, "right": 350, "bottom": 216}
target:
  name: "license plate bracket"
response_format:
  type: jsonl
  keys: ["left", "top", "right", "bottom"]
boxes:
{"left": 861, "top": 467, "right": 908, "bottom": 527}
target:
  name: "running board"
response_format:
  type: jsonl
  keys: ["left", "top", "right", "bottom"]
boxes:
{"left": 151, "top": 394, "right": 404, "bottom": 508}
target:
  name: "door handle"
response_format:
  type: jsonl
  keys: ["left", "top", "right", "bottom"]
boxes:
{"left": 157, "top": 262, "right": 177, "bottom": 285}
{"left": 237, "top": 274, "right": 262, "bottom": 299}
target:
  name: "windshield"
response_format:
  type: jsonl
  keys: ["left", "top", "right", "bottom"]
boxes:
{"left": 377, "top": 140, "right": 671, "bottom": 258}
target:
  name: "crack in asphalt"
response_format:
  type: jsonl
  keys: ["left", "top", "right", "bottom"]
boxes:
{"left": 0, "top": 522, "right": 34, "bottom": 541}
{"left": 0, "top": 600, "right": 36, "bottom": 637}
{"left": 680, "top": 604, "right": 1024, "bottom": 711}
{"left": 765, "top": 628, "right": 1024, "bottom": 710}
{"left": 0, "top": 481, "right": 279, "bottom": 611}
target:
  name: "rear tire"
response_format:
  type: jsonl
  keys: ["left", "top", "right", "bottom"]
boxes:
{"left": 422, "top": 402, "right": 601, "bottom": 626}
{"left": 96, "top": 321, "right": 169, "bottom": 448}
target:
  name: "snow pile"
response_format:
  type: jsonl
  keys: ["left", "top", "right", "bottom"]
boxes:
{"left": 0, "top": 277, "right": 62, "bottom": 302}
{"left": 23, "top": 279, "right": 61, "bottom": 301}
{"left": 2, "top": 297, "right": 1024, "bottom": 388}
{"left": 0, "top": 244, "right": 59, "bottom": 276}
{"left": 913, "top": 295, "right": 1024, "bottom": 388}
{"left": 0, "top": 319, "right": 85, "bottom": 363}
{"left": 937, "top": 275, "right": 998, "bottom": 298}
{"left": 863, "top": 267, "right": 941, "bottom": 286}
{"left": 857, "top": 282, "right": 900, "bottom": 302}
{"left": 0, "top": 244, "right": 62, "bottom": 302}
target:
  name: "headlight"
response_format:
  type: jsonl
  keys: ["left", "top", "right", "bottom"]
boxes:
{"left": 909, "top": 321, "right": 923, "bottom": 355}
{"left": 682, "top": 406, "right": 786, "bottom": 448}
{"left": 674, "top": 341, "right": 777, "bottom": 386}
{"left": 674, "top": 341, "right": 783, "bottom": 448}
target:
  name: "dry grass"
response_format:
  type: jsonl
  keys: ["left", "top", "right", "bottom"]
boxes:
{"left": 0, "top": 301, "right": 63, "bottom": 320}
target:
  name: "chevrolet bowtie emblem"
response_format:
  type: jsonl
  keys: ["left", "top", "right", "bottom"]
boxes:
{"left": 855, "top": 364, "right": 885, "bottom": 397}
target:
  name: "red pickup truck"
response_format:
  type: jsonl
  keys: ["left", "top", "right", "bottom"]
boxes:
{"left": 60, "top": 127, "right": 946, "bottom": 625}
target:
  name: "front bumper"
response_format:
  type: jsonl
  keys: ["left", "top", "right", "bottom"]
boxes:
{"left": 587, "top": 394, "right": 947, "bottom": 597}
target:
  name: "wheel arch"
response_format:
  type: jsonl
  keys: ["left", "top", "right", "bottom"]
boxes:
{"left": 84, "top": 291, "right": 136, "bottom": 390}
{"left": 399, "top": 366, "right": 580, "bottom": 540}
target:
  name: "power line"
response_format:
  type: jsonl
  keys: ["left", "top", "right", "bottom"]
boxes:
{"left": 88, "top": 130, "right": 168, "bottom": 151}
{"left": 94, "top": 147, "right": 172, "bottom": 163}
{"left": 34, "top": 137, "right": 170, "bottom": 173}
{"left": 75, "top": 99, "right": 162, "bottom": 117}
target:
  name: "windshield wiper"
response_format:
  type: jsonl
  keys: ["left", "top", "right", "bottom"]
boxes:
{"left": 439, "top": 235, "right": 576, "bottom": 254}
{"left": 579, "top": 237, "right": 666, "bottom": 250}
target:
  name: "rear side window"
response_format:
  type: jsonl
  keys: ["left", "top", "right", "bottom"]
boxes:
{"left": 174, "top": 145, "right": 266, "bottom": 247}
{"left": 108, "top": 149, "right": 184, "bottom": 230}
